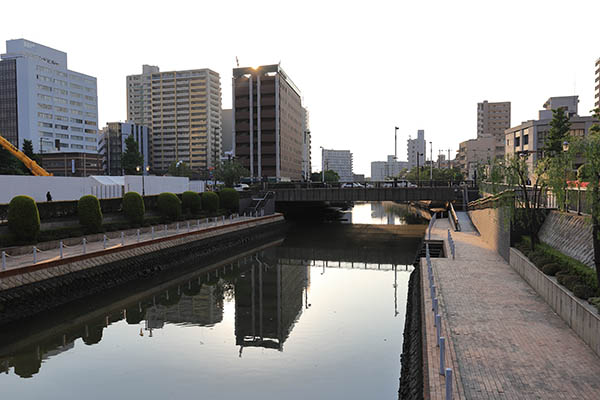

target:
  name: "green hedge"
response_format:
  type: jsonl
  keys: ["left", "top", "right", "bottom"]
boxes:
{"left": 201, "top": 191, "right": 219, "bottom": 213}
{"left": 518, "top": 236, "right": 598, "bottom": 299}
{"left": 219, "top": 188, "right": 239, "bottom": 212}
{"left": 78, "top": 195, "right": 103, "bottom": 232}
{"left": 122, "top": 192, "right": 145, "bottom": 224}
{"left": 182, "top": 191, "right": 202, "bottom": 214}
{"left": 157, "top": 192, "right": 182, "bottom": 220}
{"left": 7, "top": 195, "right": 40, "bottom": 242}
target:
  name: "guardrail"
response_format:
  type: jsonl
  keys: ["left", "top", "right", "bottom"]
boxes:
{"left": 425, "top": 242, "right": 454, "bottom": 399}
{"left": 447, "top": 229, "right": 456, "bottom": 260}
{"left": 448, "top": 203, "right": 461, "bottom": 232}
{"left": 428, "top": 213, "right": 437, "bottom": 240}
{"left": 257, "top": 180, "right": 476, "bottom": 190}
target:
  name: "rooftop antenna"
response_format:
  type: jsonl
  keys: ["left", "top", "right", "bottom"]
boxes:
{"left": 235, "top": 56, "right": 239, "bottom": 67}
{"left": 394, "top": 127, "right": 399, "bottom": 161}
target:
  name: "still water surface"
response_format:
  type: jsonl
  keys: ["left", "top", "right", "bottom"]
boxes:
{"left": 0, "top": 202, "right": 424, "bottom": 399}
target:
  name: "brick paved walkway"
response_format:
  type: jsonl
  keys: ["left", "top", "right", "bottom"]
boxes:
{"left": 425, "top": 218, "right": 600, "bottom": 399}
{"left": 1, "top": 215, "right": 254, "bottom": 272}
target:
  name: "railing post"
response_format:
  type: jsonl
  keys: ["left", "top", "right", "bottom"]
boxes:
{"left": 445, "top": 368, "right": 453, "bottom": 400}
{"left": 2, "top": 251, "right": 6, "bottom": 270}
{"left": 164, "top": 225, "right": 167, "bottom": 236}
{"left": 33, "top": 246, "right": 37, "bottom": 264}
{"left": 151, "top": 226, "right": 155, "bottom": 240}
{"left": 436, "top": 314, "right": 441, "bottom": 346}
{"left": 176, "top": 223, "right": 179, "bottom": 234}
{"left": 439, "top": 336, "right": 446, "bottom": 375}
{"left": 222, "top": 215, "right": 225, "bottom": 224}
{"left": 83, "top": 238, "right": 87, "bottom": 254}
{"left": 197, "top": 219, "right": 200, "bottom": 229}
{"left": 137, "top": 229, "right": 140, "bottom": 243}
{"left": 433, "top": 297, "right": 438, "bottom": 314}
{"left": 187, "top": 221, "right": 190, "bottom": 232}
{"left": 59, "top": 241, "right": 63, "bottom": 259}
{"left": 103, "top": 235, "right": 107, "bottom": 249}
{"left": 121, "top": 232, "right": 125, "bottom": 246}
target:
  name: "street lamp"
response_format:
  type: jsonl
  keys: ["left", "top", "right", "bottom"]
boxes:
{"left": 320, "top": 146, "right": 325, "bottom": 183}
{"left": 563, "top": 141, "right": 570, "bottom": 212}
{"left": 416, "top": 151, "right": 424, "bottom": 186}
{"left": 136, "top": 165, "right": 150, "bottom": 196}
{"left": 429, "top": 141, "right": 433, "bottom": 181}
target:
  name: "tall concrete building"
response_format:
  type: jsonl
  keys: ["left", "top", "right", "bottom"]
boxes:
{"left": 407, "top": 130, "right": 426, "bottom": 169}
{"left": 220, "top": 108, "right": 233, "bottom": 156}
{"left": 98, "top": 121, "right": 150, "bottom": 175}
{"left": 322, "top": 149, "right": 353, "bottom": 182}
{"left": 456, "top": 137, "right": 495, "bottom": 180}
{"left": 0, "top": 39, "right": 98, "bottom": 154}
{"left": 233, "top": 64, "right": 304, "bottom": 181}
{"left": 594, "top": 58, "right": 600, "bottom": 108}
{"left": 371, "top": 155, "right": 409, "bottom": 181}
{"left": 126, "top": 65, "right": 222, "bottom": 173}
{"left": 477, "top": 100, "right": 511, "bottom": 159}
{"left": 301, "top": 107, "right": 311, "bottom": 180}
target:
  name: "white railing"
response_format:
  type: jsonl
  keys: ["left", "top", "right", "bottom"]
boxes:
{"left": 447, "top": 229, "right": 456, "bottom": 260}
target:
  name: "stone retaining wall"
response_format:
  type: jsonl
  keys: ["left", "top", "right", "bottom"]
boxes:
{"left": 538, "top": 211, "right": 595, "bottom": 269}
{"left": 510, "top": 248, "right": 600, "bottom": 357}
{"left": 0, "top": 216, "right": 286, "bottom": 325}
{"left": 468, "top": 207, "right": 510, "bottom": 262}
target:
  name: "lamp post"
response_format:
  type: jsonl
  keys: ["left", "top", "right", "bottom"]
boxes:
{"left": 563, "top": 141, "right": 570, "bottom": 212}
{"left": 320, "top": 146, "right": 325, "bottom": 183}
{"left": 416, "top": 151, "right": 424, "bottom": 186}
{"left": 136, "top": 165, "right": 150, "bottom": 196}
{"left": 429, "top": 141, "right": 433, "bottom": 182}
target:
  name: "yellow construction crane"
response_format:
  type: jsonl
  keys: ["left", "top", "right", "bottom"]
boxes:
{"left": 0, "top": 134, "right": 52, "bottom": 176}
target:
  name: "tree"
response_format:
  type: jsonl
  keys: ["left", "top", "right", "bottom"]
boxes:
{"left": 569, "top": 108, "right": 600, "bottom": 287}
{"left": 544, "top": 107, "right": 571, "bottom": 156}
{"left": 0, "top": 147, "right": 26, "bottom": 175}
{"left": 121, "top": 135, "right": 144, "bottom": 175}
{"left": 543, "top": 108, "right": 573, "bottom": 210}
{"left": 214, "top": 159, "right": 249, "bottom": 187}
{"left": 168, "top": 161, "right": 193, "bottom": 178}
{"left": 310, "top": 170, "right": 339, "bottom": 182}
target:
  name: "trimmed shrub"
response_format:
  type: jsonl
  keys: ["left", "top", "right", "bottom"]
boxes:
{"left": 219, "top": 188, "right": 239, "bottom": 212}
{"left": 78, "top": 195, "right": 103, "bottom": 232}
{"left": 122, "top": 192, "right": 145, "bottom": 224}
{"left": 573, "top": 284, "right": 597, "bottom": 300}
{"left": 541, "top": 263, "right": 563, "bottom": 276}
{"left": 182, "top": 191, "right": 202, "bottom": 214}
{"left": 7, "top": 195, "right": 40, "bottom": 241}
{"left": 157, "top": 192, "right": 181, "bottom": 220}
{"left": 201, "top": 191, "right": 219, "bottom": 213}
{"left": 589, "top": 297, "right": 600, "bottom": 312}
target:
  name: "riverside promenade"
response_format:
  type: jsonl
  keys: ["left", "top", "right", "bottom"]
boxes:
{"left": 423, "top": 217, "right": 600, "bottom": 399}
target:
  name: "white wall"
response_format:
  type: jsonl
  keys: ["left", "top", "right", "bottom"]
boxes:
{"left": 0, "top": 175, "right": 190, "bottom": 203}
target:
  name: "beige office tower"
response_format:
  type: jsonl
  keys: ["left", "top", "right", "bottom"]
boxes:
{"left": 127, "top": 65, "right": 222, "bottom": 173}
{"left": 477, "top": 100, "right": 511, "bottom": 159}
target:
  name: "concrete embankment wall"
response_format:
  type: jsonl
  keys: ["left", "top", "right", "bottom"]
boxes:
{"left": 0, "top": 215, "right": 285, "bottom": 325}
{"left": 468, "top": 207, "right": 510, "bottom": 262}
{"left": 538, "top": 211, "right": 595, "bottom": 269}
{"left": 510, "top": 248, "right": 600, "bottom": 357}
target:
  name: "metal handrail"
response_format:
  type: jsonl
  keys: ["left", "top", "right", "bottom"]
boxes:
{"left": 448, "top": 203, "right": 461, "bottom": 232}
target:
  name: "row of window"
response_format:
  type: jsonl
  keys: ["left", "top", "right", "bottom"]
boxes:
{"left": 36, "top": 65, "right": 95, "bottom": 85}
{"left": 37, "top": 83, "right": 96, "bottom": 95}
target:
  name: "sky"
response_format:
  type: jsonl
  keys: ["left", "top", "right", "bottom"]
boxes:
{"left": 2, "top": 0, "right": 599, "bottom": 176}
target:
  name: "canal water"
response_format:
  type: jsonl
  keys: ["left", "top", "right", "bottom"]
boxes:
{"left": 0, "top": 202, "right": 425, "bottom": 400}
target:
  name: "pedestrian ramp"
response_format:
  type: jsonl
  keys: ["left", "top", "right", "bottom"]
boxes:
{"left": 455, "top": 211, "right": 477, "bottom": 233}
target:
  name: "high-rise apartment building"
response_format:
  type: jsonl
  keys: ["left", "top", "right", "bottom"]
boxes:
{"left": 301, "top": 107, "right": 311, "bottom": 181}
{"left": 126, "top": 65, "right": 222, "bottom": 173}
{"left": 371, "top": 155, "right": 409, "bottom": 181}
{"left": 233, "top": 65, "right": 304, "bottom": 181}
{"left": 0, "top": 39, "right": 98, "bottom": 154}
{"left": 407, "top": 130, "right": 426, "bottom": 169}
{"left": 322, "top": 149, "right": 353, "bottom": 182}
{"left": 595, "top": 58, "right": 600, "bottom": 110}
{"left": 99, "top": 121, "right": 150, "bottom": 175}
{"left": 477, "top": 100, "right": 511, "bottom": 159}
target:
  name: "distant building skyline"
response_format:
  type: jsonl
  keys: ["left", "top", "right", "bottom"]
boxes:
{"left": 407, "top": 130, "right": 426, "bottom": 169}
{"left": 99, "top": 121, "right": 150, "bottom": 175}
{"left": 322, "top": 149, "right": 353, "bottom": 182}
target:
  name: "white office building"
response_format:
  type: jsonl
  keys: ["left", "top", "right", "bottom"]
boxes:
{"left": 322, "top": 149, "right": 353, "bottom": 182}
{"left": 407, "top": 129, "right": 426, "bottom": 169}
{"left": 0, "top": 39, "right": 98, "bottom": 154}
{"left": 371, "top": 155, "right": 409, "bottom": 181}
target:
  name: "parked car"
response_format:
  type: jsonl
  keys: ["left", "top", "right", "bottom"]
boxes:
{"left": 233, "top": 183, "right": 250, "bottom": 192}
{"left": 342, "top": 182, "right": 364, "bottom": 188}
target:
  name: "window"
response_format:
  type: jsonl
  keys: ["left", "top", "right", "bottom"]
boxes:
{"left": 55, "top": 115, "right": 69, "bottom": 122}
{"left": 55, "top": 106, "right": 68, "bottom": 113}
{"left": 85, "top": 145, "right": 96, "bottom": 150}
{"left": 71, "top": 135, "right": 83, "bottom": 141}
{"left": 38, "top": 121, "right": 53, "bottom": 128}
{"left": 523, "top": 135, "right": 529, "bottom": 145}
{"left": 71, "top": 127, "right": 83, "bottom": 132}
{"left": 38, "top": 103, "right": 52, "bottom": 110}
{"left": 38, "top": 112, "right": 53, "bottom": 119}
{"left": 515, "top": 137, "right": 520, "bottom": 146}
{"left": 55, "top": 88, "right": 68, "bottom": 96}
{"left": 55, "top": 124, "right": 69, "bottom": 130}
{"left": 56, "top": 133, "right": 69, "bottom": 139}
{"left": 70, "top": 100, "right": 82, "bottom": 107}
{"left": 71, "top": 92, "right": 82, "bottom": 99}
{"left": 70, "top": 82, "right": 82, "bottom": 90}
{"left": 37, "top": 84, "right": 52, "bottom": 92}
{"left": 85, "top": 137, "right": 96, "bottom": 142}
{"left": 38, "top": 94, "right": 52, "bottom": 101}
{"left": 55, "top": 97, "right": 68, "bottom": 105}
{"left": 70, "top": 118, "right": 83, "bottom": 124}
{"left": 71, "top": 144, "right": 83, "bottom": 149}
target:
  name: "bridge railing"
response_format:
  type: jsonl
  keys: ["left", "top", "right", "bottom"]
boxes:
{"left": 260, "top": 180, "right": 476, "bottom": 190}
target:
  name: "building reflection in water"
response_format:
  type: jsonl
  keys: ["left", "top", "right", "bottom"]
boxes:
{"left": 234, "top": 249, "right": 309, "bottom": 355}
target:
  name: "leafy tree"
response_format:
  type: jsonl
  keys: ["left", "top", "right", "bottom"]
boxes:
{"left": 310, "top": 170, "right": 339, "bottom": 182}
{"left": 214, "top": 159, "right": 249, "bottom": 187}
{"left": 569, "top": 108, "right": 600, "bottom": 286}
{"left": 22, "top": 139, "right": 42, "bottom": 173}
{"left": 404, "top": 167, "right": 463, "bottom": 182}
{"left": 0, "top": 147, "right": 26, "bottom": 175}
{"left": 121, "top": 135, "right": 144, "bottom": 175}
{"left": 168, "top": 161, "right": 193, "bottom": 178}
{"left": 544, "top": 107, "right": 571, "bottom": 156}
{"left": 489, "top": 157, "right": 506, "bottom": 194}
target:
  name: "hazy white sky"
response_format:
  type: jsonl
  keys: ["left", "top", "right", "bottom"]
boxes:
{"left": 2, "top": 0, "right": 599, "bottom": 175}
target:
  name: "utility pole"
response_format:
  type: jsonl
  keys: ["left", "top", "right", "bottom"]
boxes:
{"left": 438, "top": 149, "right": 442, "bottom": 169}
{"left": 447, "top": 149, "right": 451, "bottom": 169}
{"left": 394, "top": 126, "right": 399, "bottom": 161}
{"left": 429, "top": 141, "right": 433, "bottom": 181}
